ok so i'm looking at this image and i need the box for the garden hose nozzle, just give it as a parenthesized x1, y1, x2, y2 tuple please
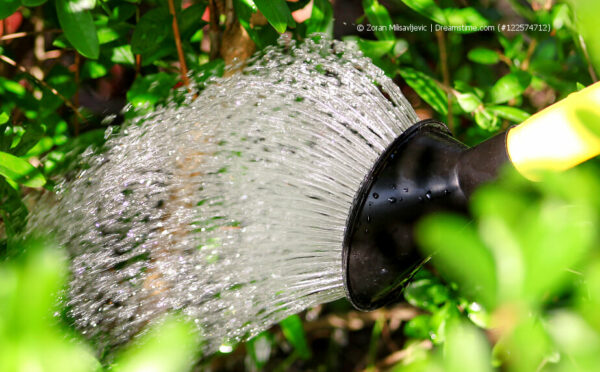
(343, 82, 600, 311)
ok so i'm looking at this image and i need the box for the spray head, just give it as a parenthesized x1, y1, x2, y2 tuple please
(343, 82, 600, 311)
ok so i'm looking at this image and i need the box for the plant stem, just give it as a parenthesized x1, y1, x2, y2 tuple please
(208, 0, 221, 60)
(0, 29, 61, 41)
(0, 54, 87, 125)
(167, 0, 190, 87)
(436, 30, 454, 132)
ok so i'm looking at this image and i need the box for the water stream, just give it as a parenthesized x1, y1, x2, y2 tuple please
(27, 36, 419, 355)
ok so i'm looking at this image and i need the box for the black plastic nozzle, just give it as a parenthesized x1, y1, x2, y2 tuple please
(342, 119, 509, 311)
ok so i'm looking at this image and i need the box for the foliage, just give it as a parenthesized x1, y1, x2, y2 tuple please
(1, 0, 600, 371)
(395, 164, 600, 372)
(0, 238, 200, 371)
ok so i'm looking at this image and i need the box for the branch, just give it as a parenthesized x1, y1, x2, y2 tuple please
(0, 54, 87, 125)
(208, 0, 221, 60)
(167, 0, 190, 87)
(0, 29, 61, 41)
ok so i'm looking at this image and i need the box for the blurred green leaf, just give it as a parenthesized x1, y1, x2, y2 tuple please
(21, 0, 47, 6)
(0, 0, 20, 19)
(0, 239, 100, 371)
(0, 151, 46, 187)
(306, 0, 333, 35)
(398, 0, 447, 25)
(247, 332, 273, 369)
(487, 105, 530, 123)
(399, 67, 448, 116)
(417, 214, 497, 308)
(280, 314, 311, 360)
(443, 321, 493, 372)
(455, 92, 481, 113)
(131, 8, 172, 54)
(55, 0, 99, 59)
(112, 316, 200, 372)
(127, 72, 178, 109)
(443, 7, 488, 30)
(357, 39, 395, 59)
(404, 275, 451, 313)
(81, 60, 109, 79)
(254, 0, 295, 34)
(363, 0, 395, 41)
(487, 71, 531, 104)
(467, 48, 499, 65)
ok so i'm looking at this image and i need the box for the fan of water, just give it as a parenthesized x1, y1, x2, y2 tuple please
(27, 36, 418, 355)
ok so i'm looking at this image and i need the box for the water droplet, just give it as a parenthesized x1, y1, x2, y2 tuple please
(372, 192, 379, 199)
(425, 191, 432, 200)
(391, 184, 397, 190)
(367, 215, 371, 223)
(388, 197, 396, 203)
(403, 187, 409, 192)
(364, 228, 369, 233)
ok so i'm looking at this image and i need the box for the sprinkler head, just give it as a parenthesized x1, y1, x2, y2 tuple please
(343, 82, 600, 311)
(342, 119, 509, 311)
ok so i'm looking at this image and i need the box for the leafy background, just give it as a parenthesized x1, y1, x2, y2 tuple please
(1, 0, 600, 371)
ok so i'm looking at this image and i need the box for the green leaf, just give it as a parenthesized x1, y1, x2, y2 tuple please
(246, 332, 273, 369)
(474, 108, 500, 130)
(398, 0, 447, 25)
(487, 71, 531, 104)
(487, 105, 530, 123)
(109, 44, 135, 65)
(444, 322, 493, 372)
(131, 8, 172, 54)
(404, 275, 451, 312)
(112, 316, 201, 372)
(306, 0, 333, 35)
(21, 0, 47, 6)
(399, 67, 448, 116)
(280, 314, 311, 359)
(127, 72, 178, 108)
(417, 214, 497, 308)
(0, 151, 46, 187)
(179, 3, 208, 39)
(55, 0, 99, 59)
(455, 92, 482, 113)
(363, 0, 395, 40)
(81, 60, 108, 79)
(0, 0, 20, 19)
(357, 39, 395, 59)
(0, 112, 8, 125)
(253, 0, 295, 34)
(443, 7, 488, 30)
(467, 48, 499, 65)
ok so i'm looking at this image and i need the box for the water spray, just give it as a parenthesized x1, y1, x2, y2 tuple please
(27, 37, 600, 355)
